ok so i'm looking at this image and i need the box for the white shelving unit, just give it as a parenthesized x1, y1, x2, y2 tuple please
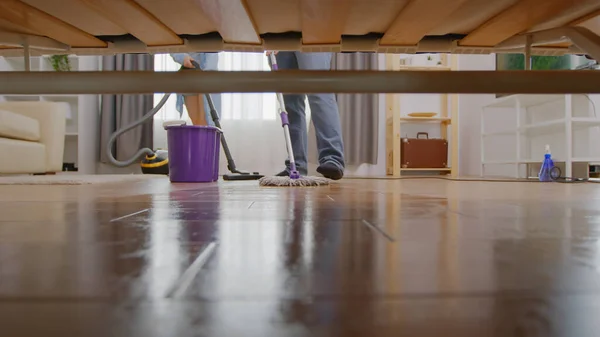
(0, 55, 100, 173)
(481, 94, 600, 178)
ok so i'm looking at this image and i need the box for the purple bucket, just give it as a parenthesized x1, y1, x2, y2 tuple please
(165, 125, 222, 183)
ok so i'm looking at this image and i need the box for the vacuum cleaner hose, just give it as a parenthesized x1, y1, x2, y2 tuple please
(105, 93, 171, 167)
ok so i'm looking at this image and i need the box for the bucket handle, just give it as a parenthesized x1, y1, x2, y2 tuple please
(162, 120, 187, 129)
(162, 120, 223, 133)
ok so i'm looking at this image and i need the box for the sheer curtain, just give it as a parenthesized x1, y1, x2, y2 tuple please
(153, 52, 287, 176)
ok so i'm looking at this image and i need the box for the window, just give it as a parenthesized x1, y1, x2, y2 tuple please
(152, 52, 277, 122)
(496, 53, 589, 70)
(495, 53, 590, 98)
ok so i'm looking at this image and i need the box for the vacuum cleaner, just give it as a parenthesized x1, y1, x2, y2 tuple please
(106, 60, 263, 181)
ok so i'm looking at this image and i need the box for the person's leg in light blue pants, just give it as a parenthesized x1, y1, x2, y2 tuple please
(274, 51, 345, 179)
(175, 52, 221, 125)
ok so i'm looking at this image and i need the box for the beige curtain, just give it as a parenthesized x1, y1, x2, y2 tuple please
(99, 54, 154, 165)
(308, 53, 379, 167)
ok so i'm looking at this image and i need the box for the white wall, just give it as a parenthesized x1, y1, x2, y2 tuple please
(0, 58, 7, 103)
(77, 56, 101, 174)
(456, 54, 497, 176)
(585, 94, 600, 159)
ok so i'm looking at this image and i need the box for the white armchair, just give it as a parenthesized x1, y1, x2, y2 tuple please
(0, 101, 68, 174)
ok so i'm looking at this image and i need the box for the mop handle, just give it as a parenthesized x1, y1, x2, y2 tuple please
(268, 51, 300, 178)
(268, 52, 287, 112)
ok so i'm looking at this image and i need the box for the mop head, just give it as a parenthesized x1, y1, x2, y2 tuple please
(259, 175, 330, 187)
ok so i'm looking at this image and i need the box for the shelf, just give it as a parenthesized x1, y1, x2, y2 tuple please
(398, 65, 452, 71)
(484, 117, 600, 137)
(481, 93, 600, 179)
(482, 130, 515, 137)
(401, 168, 451, 171)
(482, 161, 516, 165)
(520, 117, 600, 135)
(484, 158, 600, 165)
(4, 57, 42, 71)
(571, 157, 600, 162)
(0, 95, 78, 101)
(2, 55, 79, 72)
(41, 94, 79, 99)
(0, 54, 101, 174)
(43, 95, 79, 107)
(2, 95, 41, 101)
(484, 94, 565, 109)
(399, 116, 451, 123)
(386, 54, 458, 178)
(520, 158, 557, 163)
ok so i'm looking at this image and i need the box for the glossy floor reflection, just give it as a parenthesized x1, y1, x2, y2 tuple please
(1, 176, 600, 336)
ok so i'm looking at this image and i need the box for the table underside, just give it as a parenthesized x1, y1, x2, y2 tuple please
(0, 0, 599, 56)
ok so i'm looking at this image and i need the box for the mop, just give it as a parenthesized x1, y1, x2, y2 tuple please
(258, 52, 330, 187)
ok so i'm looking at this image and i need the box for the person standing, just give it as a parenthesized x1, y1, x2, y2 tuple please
(170, 52, 220, 126)
(267, 51, 345, 180)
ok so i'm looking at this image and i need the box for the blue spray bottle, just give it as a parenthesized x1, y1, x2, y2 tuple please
(538, 144, 555, 182)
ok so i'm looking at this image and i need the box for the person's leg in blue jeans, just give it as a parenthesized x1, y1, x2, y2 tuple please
(273, 52, 309, 176)
(274, 51, 345, 180)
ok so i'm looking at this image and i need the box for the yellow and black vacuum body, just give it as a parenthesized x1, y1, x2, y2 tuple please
(140, 150, 169, 175)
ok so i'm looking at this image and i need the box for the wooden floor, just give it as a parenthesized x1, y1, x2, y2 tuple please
(1, 176, 600, 336)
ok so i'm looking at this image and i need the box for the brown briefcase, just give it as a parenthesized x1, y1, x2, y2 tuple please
(400, 132, 448, 169)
